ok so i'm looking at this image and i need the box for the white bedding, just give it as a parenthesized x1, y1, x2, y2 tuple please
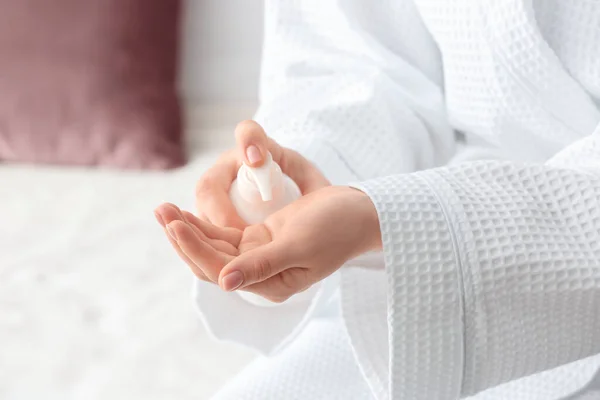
(0, 105, 257, 400)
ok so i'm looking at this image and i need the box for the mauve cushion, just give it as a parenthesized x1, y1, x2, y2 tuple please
(0, 0, 184, 169)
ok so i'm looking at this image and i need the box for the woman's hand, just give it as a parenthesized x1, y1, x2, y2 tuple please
(154, 186, 382, 302)
(193, 120, 329, 229)
(154, 120, 330, 279)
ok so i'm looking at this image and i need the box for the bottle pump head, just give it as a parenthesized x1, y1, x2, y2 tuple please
(238, 152, 283, 202)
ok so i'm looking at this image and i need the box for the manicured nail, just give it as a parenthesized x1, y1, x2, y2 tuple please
(246, 145, 262, 164)
(154, 210, 165, 227)
(166, 224, 178, 241)
(222, 271, 244, 291)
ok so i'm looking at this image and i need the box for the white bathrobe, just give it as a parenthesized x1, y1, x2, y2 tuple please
(195, 0, 600, 398)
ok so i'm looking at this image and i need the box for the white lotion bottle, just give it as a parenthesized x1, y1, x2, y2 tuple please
(230, 152, 301, 225)
(229, 152, 314, 307)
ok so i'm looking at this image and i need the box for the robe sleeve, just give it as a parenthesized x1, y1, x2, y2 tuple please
(353, 123, 600, 399)
(194, 0, 456, 355)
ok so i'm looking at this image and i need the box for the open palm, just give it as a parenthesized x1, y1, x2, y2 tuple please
(155, 186, 381, 302)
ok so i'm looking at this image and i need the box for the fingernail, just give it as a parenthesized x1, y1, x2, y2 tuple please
(246, 145, 262, 164)
(154, 210, 165, 227)
(222, 271, 244, 291)
(166, 224, 178, 241)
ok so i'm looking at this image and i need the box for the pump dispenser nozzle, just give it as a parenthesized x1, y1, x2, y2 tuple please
(244, 152, 275, 201)
(230, 150, 299, 224)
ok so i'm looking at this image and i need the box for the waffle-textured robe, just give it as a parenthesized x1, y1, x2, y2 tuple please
(195, 0, 600, 398)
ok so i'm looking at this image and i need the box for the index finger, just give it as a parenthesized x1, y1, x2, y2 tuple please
(235, 120, 271, 167)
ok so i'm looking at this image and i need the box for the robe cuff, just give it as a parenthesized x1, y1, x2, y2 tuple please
(343, 171, 466, 399)
(193, 273, 340, 355)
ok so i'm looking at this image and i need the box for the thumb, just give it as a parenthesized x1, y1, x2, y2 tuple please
(235, 120, 270, 167)
(218, 242, 293, 291)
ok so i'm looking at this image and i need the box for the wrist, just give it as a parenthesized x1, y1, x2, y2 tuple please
(346, 187, 383, 252)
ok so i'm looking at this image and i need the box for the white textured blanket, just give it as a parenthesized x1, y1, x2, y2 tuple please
(0, 105, 256, 400)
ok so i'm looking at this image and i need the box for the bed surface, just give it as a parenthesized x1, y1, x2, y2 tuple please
(0, 105, 257, 399)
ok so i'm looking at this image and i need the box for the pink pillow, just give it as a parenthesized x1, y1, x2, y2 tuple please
(0, 0, 184, 169)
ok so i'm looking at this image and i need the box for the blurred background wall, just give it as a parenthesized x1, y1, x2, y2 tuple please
(180, 0, 264, 103)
